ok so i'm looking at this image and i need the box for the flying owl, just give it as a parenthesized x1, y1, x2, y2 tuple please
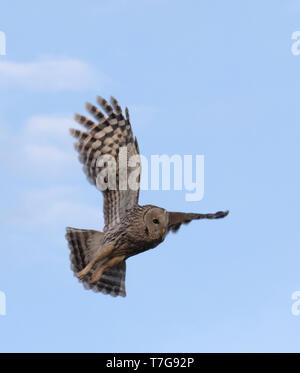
(66, 96, 229, 297)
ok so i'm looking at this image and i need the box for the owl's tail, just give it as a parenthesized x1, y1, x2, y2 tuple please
(65, 227, 126, 297)
(65, 227, 104, 273)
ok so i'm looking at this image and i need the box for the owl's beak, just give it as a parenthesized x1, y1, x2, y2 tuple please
(161, 227, 166, 235)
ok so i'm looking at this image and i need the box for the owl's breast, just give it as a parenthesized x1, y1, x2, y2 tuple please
(103, 210, 165, 258)
(126, 235, 165, 259)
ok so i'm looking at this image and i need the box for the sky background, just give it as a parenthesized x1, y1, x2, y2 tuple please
(0, 0, 300, 352)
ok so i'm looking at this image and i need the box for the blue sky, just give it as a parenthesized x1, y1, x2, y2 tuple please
(0, 0, 300, 352)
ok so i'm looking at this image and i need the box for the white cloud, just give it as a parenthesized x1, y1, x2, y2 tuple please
(11, 186, 102, 229)
(25, 115, 74, 138)
(0, 56, 107, 91)
(0, 114, 79, 176)
(1, 115, 103, 232)
(22, 115, 76, 170)
(24, 144, 73, 166)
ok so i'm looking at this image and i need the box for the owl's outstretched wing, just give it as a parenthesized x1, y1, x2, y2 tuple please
(70, 96, 141, 230)
(167, 210, 229, 233)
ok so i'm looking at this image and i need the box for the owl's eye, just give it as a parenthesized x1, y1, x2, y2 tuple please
(152, 218, 159, 224)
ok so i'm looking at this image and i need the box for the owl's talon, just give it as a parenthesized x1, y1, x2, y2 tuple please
(77, 265, 92, 280)
(90, 256, 125, 285)
(77, 243, 115, 281)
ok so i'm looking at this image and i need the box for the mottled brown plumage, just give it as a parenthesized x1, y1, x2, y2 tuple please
(65, 96, 229, 297)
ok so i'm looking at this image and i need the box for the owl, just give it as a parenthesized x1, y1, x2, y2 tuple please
(66, 96, 229, 297)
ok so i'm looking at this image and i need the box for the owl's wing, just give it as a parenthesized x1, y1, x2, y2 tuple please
(167, 210, 229, 233)
(70, 96, 141, 229)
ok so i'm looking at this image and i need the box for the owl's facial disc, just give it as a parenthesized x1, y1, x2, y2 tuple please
(144, 207, 168, 240)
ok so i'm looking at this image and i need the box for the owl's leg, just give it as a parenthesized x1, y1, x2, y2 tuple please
(77, 244, 114, 280)
(90, 255, 125, 284)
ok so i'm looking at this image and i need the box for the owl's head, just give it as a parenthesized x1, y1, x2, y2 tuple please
(143, 206, 168, 241)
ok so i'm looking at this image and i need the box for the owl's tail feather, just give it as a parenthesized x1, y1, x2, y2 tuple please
(65, 227, 104, 273)
(65, 227, 127, 297)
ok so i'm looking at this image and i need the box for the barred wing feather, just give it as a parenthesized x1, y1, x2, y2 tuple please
(70, 96, 141, 230)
